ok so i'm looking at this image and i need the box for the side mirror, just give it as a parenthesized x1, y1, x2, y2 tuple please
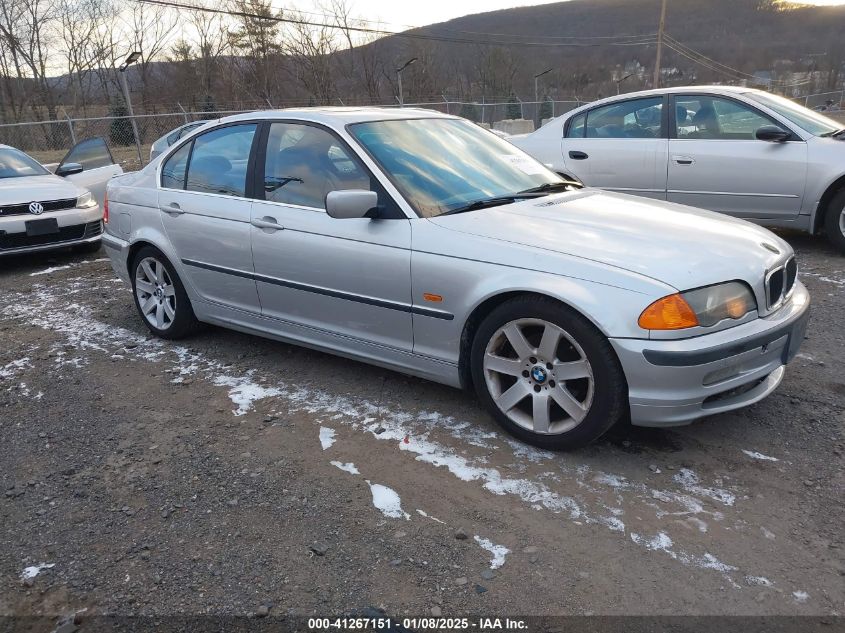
(56, 162, 84, 177)
(325, 190, 379, 219)
(755, 126, 791, 143)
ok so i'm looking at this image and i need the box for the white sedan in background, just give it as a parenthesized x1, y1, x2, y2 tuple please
(0, 138, 121, 256)
(511, 86, 845, 252)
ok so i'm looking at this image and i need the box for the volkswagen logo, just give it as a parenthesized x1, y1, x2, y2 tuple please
(28, 202, 44, 215)
(531, 366, 548, 384)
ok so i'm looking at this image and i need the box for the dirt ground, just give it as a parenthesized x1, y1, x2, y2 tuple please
(0, 230, 843, 623)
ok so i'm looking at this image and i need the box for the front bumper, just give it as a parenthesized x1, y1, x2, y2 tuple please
(611, 280, 810, 427)
(0, 205, 103, 256)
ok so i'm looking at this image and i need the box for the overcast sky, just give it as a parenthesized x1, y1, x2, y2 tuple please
(317, 0, 845, 31)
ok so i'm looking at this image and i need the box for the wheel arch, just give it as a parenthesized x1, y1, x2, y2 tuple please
(457, 290, 610, 391)
(813, 174, 845, 234)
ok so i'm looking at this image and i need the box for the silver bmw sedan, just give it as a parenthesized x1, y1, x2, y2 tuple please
(102, 108, 810, 450)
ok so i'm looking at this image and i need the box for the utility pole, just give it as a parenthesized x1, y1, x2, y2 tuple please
(653, 0, 667, 89)
(118, 51, 143, 168)
(396, 57, 417, 107)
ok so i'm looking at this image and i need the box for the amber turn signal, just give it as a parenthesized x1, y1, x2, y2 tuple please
(638, 294, 700, 330)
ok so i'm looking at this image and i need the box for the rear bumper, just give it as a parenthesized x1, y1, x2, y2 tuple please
(611, 281, 810, 427)
(101, 231, 131, 284)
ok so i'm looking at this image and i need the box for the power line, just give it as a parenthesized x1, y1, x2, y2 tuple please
(663, 34, 813, 87)
(133, 0, 659, 49)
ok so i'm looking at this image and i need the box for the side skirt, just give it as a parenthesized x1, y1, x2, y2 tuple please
(192, 298, 463, 389)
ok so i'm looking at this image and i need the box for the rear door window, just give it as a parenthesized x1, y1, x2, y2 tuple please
(184, 124, 257, 197)
(585, 97, 663, 138)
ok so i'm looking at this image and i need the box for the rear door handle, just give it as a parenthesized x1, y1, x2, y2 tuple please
(673, 155, 695, 165)
(162, 202, 185, 215)
(568, 151, 588, 160)
(251, 216, 285, 231)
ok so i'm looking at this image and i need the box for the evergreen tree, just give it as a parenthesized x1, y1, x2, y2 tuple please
(506, 93, 521, 120)
(459, 102, 480, 122)
(538, 96, 554, 123)
(199, 94, 217, 120)
(109, 98, 136, 147)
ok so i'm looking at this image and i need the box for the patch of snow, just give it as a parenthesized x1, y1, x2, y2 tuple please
(21, 563, 54, 579)
(760, 527, 776, 540)
(673, 469, 735, 506)
(742, 450, 779, 462)
(792, 590, 809, 603)
(330, 461, 359, 475)
(0, 357, 32, 379)
(474, 536, 510, 569)
(366, 481, 409, 520)
(319, 427, 336, 450)
(29, 265, 71, 277)
(212, 373, 282, 416)
(416, 509, 446, 524)
(746, 575, 774, 587)
(631, 532, 738, 576)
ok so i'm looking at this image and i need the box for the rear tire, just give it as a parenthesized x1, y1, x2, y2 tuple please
(130, 246, 198, 339)
(823, 189, 845, 254)
(470, 296, 627, 450)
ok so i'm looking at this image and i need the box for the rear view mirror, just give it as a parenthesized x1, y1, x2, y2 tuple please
(755, 126, 791, 143)
(325, 190, 379, 219)
(56, 162, 84, 177)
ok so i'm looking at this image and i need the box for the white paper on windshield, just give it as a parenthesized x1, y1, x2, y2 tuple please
(500, 154, 545, 175)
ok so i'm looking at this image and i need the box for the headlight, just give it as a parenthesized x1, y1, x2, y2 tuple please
(639, 282, 757, 330)
(76, 191, 96, 209)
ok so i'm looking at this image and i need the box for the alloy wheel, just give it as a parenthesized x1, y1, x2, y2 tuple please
(483, 318, 594, 435)
(135, 256, 177, 330)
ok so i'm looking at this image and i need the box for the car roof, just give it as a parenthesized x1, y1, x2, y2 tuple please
(566, 85, 759, 114)
(217, 107, 455, 127)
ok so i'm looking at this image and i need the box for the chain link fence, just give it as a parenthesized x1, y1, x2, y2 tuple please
(0, 100, 582, 171)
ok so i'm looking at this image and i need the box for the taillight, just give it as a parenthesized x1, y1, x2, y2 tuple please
(103, 192, 109, 224)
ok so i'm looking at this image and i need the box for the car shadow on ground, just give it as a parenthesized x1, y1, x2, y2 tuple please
(0, 244, 103, 278)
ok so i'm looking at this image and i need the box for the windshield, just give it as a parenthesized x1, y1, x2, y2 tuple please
(348, 118, 562, 217)
(0, 147, 50, 178)
(746, 92, 840, 137)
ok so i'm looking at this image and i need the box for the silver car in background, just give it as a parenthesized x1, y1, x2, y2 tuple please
(511, 86, 845, 252)
(103, 108, 810, 449)
(149, 120, 207, 161)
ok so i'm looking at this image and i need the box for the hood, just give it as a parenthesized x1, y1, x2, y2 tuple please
(429, 189, 791, 292)
(0, 174, 82, 204)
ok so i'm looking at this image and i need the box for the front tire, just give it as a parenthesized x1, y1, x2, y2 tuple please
(470, 296, 626, 450)
(823, 189, 845, 254)
(131, 246, 198, 339)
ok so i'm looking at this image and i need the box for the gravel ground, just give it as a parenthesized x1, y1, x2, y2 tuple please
(0, 231, 843, 622)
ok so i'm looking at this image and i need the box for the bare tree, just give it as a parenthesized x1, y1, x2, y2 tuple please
(189, 8, 230, 101)
(0, 0, 61, 128)
(283, 7, 340, 104)
(122, 2, 179, 111)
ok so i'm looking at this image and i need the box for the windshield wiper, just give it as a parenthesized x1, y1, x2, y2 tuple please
(440, 196, 520, 216)
(518, 180, 581, 195)
(820, 128, 845, 138)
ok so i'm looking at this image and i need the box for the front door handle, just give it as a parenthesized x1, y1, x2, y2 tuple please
(251, 216, 285, 231)
(673, 155, 695, 165)
(569, 150, 588, 160)
(162, 202, 185, 215)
